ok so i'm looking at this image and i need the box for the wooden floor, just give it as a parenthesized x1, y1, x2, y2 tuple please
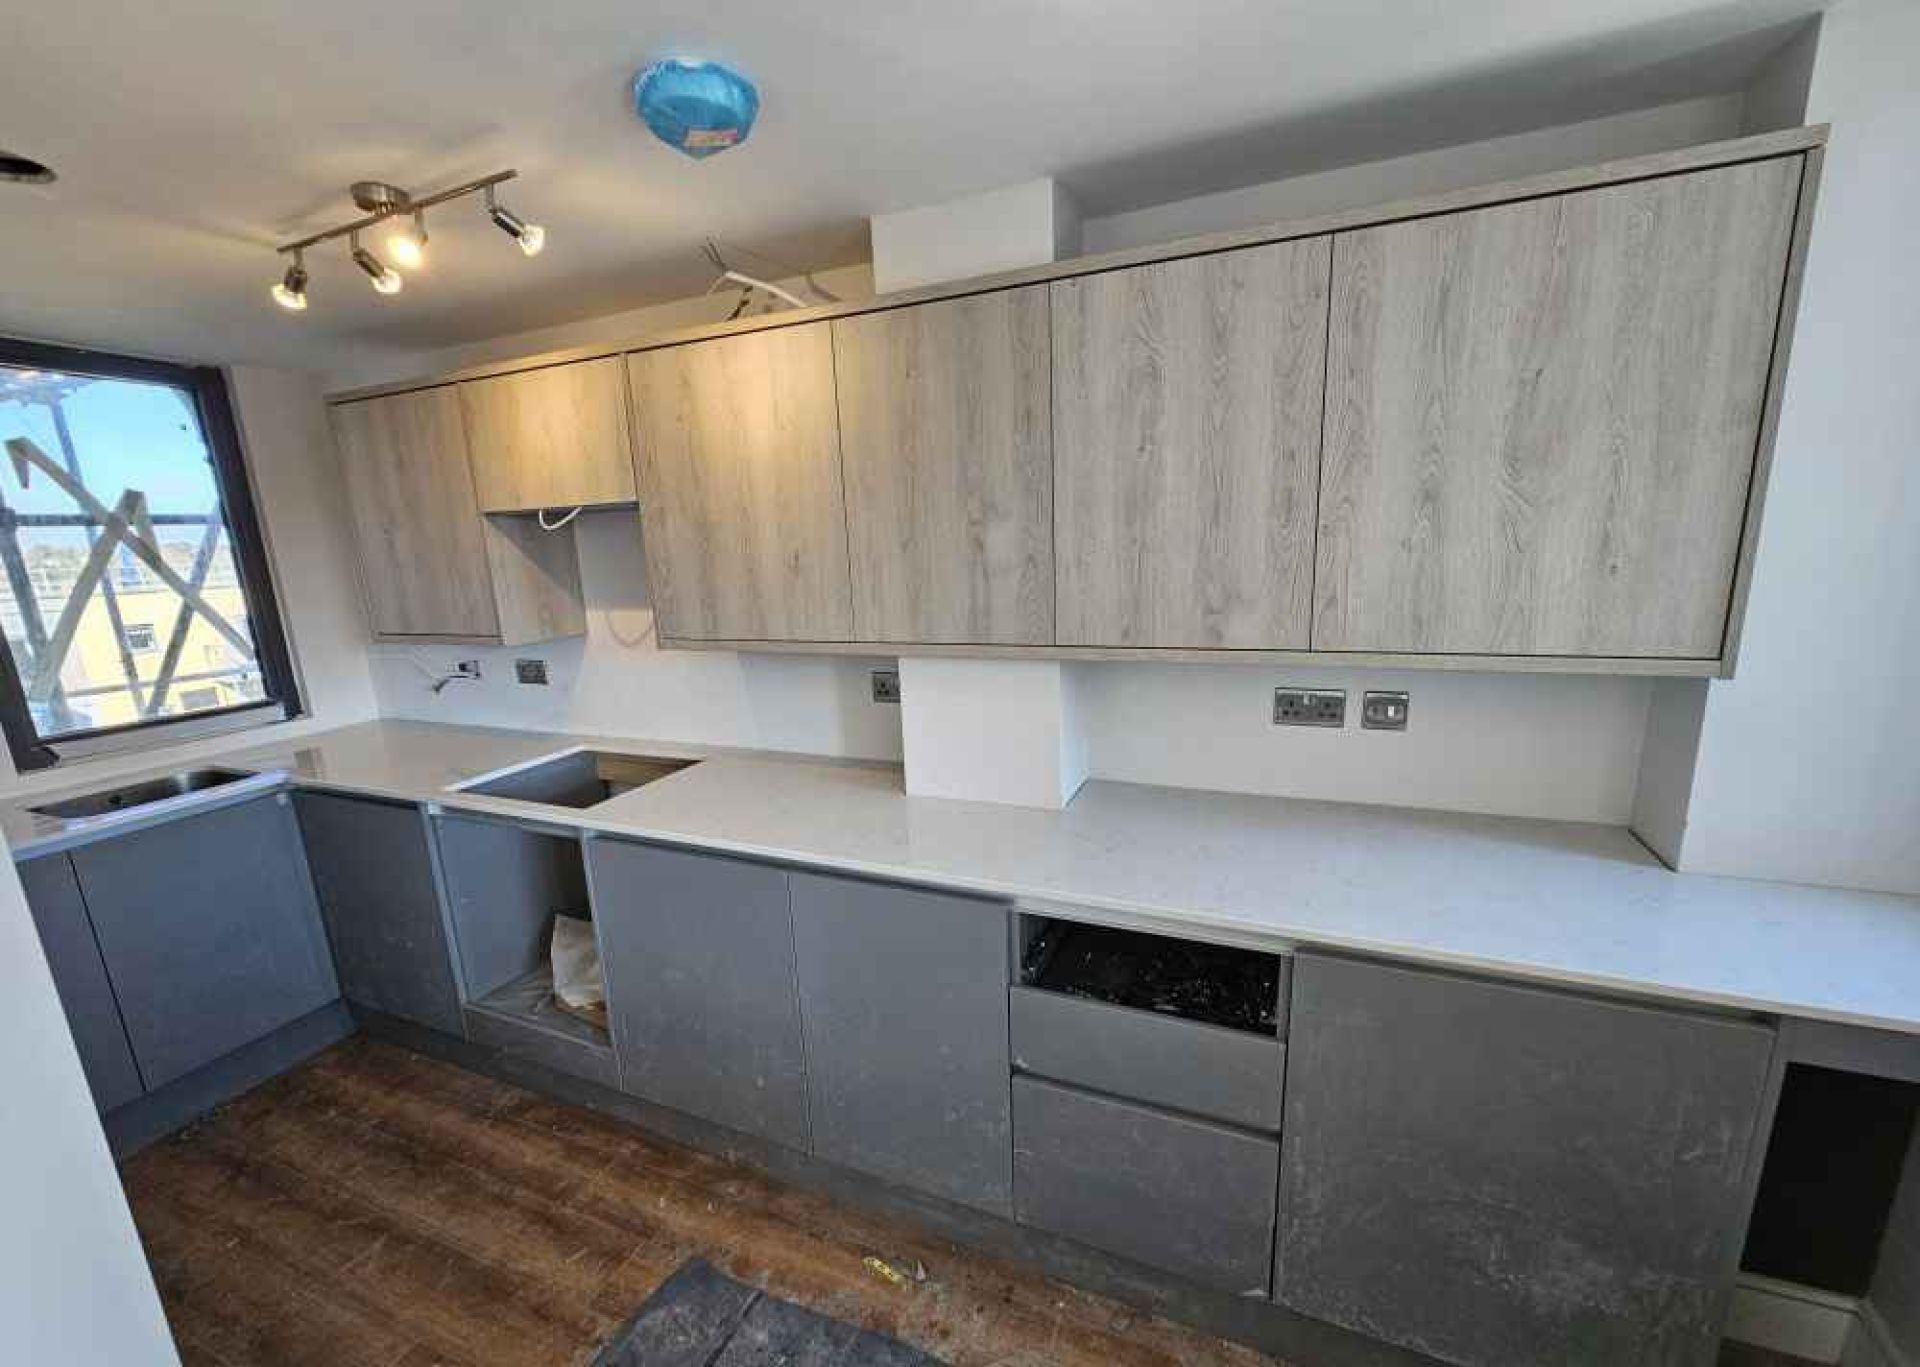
(120, 1037, 1813, 1367)
(120, 1037, 1284, 1367)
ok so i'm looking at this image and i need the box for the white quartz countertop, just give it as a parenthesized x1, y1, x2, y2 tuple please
(10, 719, 1920, 1036)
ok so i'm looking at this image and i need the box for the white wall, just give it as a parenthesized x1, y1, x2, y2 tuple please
(0, 849, 179, 1365)
(1081, 95, 1745, 253)
(1658, 0, 1920, 896)
(1084, 664, 1650, 824)
(371, 512, 903, 760)
(0, 364, 379, 797)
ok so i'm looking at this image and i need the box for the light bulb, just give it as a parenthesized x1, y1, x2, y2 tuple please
(387, 212, 427, 269)
(371, 268, 403, 295)
(516, 223, 546, 257)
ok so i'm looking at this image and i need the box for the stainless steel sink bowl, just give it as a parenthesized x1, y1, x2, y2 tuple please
(29, 767, 257, 821)
(454, 750, 699, 810)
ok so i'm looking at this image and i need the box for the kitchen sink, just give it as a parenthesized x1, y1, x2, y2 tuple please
(454, 750, 699, 810)
(29, 767, 258, 821)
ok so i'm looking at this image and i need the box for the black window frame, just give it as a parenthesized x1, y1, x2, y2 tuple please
(0, 336, 303, 771)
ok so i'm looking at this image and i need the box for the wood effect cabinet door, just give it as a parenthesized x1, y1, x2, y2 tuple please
(18, 853, 144, 1112)
(1314, 155, 1802, 658)
(833, 287, 1054, 644)
(459, 358, 636, 513)
(330, 388, 501, 639)
(789, 871, 1012, 1215)
(1052, 240, 1329, 647)
(73, 797, 340, 1091)
(627, 326, 853, 641)
(295, 793, 463, 1035)
(587, 840, 809, 1150)
(1276, 953, 1775, 1367)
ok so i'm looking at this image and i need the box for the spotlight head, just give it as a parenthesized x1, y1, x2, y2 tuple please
(350, 233, 403, 295)
(270, 252, 309, 311)
(485, 186, 546, 256)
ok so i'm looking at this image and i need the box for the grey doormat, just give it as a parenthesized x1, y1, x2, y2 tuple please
(593, 1258, 946, 1366)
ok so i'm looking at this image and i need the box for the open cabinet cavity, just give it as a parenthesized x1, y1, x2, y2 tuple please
(433, 812, 616, 1087)
(1017, 914, 1288, 1037)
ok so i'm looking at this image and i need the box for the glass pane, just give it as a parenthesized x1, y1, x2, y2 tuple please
(0, 365, 268, 740)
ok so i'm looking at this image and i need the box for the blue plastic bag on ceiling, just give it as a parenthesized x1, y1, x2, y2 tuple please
(634, 59, 760, 159)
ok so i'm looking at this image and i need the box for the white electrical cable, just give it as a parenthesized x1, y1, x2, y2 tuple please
(538, 506, 583, 531)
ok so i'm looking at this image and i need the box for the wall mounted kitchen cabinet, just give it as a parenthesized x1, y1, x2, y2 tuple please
(789, 871, 1013, 1215)
(1313, 155, 1804, 661)
(459, 357, 636, 513)
(328, 129, 1821, 675)
(69, 795, 339, 1091)
(833, 287, 1054, 645)
(1052, 240, 1329, 648)
(18, 852, 145, 1113)
(330, 386, 586, 644)
(296, 792, 463, 1036)
(588, 839, 810, 1149)
(1276, 952, 1775, 1367)
(627, 324, 854, 642)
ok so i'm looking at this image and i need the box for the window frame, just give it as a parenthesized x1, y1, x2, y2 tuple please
(0, 336, 303, 771)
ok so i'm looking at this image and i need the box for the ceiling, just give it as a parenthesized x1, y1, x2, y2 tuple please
(0, 0, 1822, 376)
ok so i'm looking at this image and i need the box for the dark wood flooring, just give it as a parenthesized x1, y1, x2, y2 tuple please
(119, 1036, 1816, 1367)
(120, 1037, 1284, 1366)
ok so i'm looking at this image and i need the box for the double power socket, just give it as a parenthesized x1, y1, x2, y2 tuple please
(1273, 687, 1409, 731)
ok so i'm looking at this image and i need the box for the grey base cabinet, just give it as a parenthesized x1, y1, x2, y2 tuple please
(789, 871, 1012, 1215)
(17, 853, 144, 1113)
(1276, 953, 1775, 1367)
(587, 839, 810, 1149)
(1013, 1075, 1279, 1295)
(296, 793, 463, 1035)
(71, 795, 339, 1091)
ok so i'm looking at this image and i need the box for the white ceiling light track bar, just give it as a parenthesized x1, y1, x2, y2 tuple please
(269, 169, 545, 311)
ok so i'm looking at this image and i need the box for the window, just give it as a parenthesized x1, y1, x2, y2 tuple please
(0, 338, 301, 770)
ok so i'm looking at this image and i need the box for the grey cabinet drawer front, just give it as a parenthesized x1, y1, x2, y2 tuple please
(1012, 1075, 1278, 1296)
(1010, 986, 1284, 1131)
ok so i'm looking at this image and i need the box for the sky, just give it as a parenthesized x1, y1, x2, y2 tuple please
(0, 371, 220, 520)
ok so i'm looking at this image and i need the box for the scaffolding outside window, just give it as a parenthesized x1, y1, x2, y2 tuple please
(0, 338, 300, 771)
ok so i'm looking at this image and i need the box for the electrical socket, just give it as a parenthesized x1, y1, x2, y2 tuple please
(870, 669, 901, 704)
(454, 660, 482, 680)
(1361, 691, 1410, 730)
(1273, 687, 1345, 727)
(514, 658, 549, 686)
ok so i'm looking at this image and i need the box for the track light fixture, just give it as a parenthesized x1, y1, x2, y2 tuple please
(267, 169, 540, 313)
(271, 249, 309, 311)
(485, 185, 546, 257)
